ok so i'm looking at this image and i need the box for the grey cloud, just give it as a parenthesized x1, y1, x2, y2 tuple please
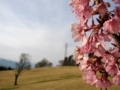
(0, 0, 76, 65)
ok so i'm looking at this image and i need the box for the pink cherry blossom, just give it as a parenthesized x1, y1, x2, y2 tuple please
(71, 23, 86, 42)
(77, 5, 93, 24)
(78, 55, 89, 71)
(80, 41, 95, 53)
(114, 6, 120, 17)
(103, 16, 120, 34)
(95, 43, 106, 56)
(102, 54, 115, 64)
(82, 68, 98, 85)
(105, 63, 118, 76)
(98, 31, 111, 42)
(69, 0, 79, 6)
(113, 14, 120, 23)
(110, 47, 120, 58)
(113, 71, 120, 85)
(73, 46, 83, 64)
(112, 0, 120, 4)
(69, 0, 120, 89)
(69, 0, 91, 7)
(95, 2, 108, 17)
(79, 0, 91, 6)
(96, 79, 112, 89)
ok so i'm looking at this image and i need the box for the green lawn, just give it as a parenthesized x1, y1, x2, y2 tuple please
(0, 66, 119, 90)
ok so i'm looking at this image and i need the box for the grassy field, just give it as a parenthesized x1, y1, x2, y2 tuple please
(0, 66, 119, 90)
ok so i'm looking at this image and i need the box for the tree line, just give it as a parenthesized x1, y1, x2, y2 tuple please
(0, 66, 13, 71)
(58, 55, 76, 66)
(34, 55, 77, 68)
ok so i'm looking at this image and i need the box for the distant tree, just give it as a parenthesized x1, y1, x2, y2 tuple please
(14, 53, 31, 85)
(7, 66, 13, 70)
(60, 55, 76, 66)
(63, 57, 68, 66)
(58, 60, 64, 66)
(0, 66, 13, 71)
(0, 66, 7, 71)
(68, 55, 76, 66)
(48, 62, 53, 67)
(35, 58, 52, 68)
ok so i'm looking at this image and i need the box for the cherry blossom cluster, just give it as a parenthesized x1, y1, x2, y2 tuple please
(69, 0, 120, 90)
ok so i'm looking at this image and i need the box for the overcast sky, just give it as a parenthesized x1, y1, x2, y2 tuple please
(0, 0, 117, 66)
(0, 0, 78, 66)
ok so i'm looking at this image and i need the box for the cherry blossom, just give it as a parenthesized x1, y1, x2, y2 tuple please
(105, 63, 118, 76)
(82, 67, 98, 85)
(113, 71, 120, 85)
(103, 16, 120, 34)
(96, 79, 112, 89)
(71, 23, 86, 42)
(69, 0, 120, 90)
(94, 2, 108, 18)
(112, 0, 120, 4)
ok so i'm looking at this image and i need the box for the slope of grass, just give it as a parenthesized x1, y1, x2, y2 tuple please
(0, 66, 119, 90)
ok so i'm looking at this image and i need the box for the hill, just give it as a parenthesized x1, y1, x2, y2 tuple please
(0, 58, 15, 68)
(0, 66, 119, 90)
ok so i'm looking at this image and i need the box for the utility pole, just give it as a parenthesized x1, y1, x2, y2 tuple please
(64, 43, 67, 59)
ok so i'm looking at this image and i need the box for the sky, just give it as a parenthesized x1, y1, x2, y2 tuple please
(0, 0, 117, 66)
(0, 0, 77, 66)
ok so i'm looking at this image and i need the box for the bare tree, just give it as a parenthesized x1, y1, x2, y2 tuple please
(14, 53, 31, 85)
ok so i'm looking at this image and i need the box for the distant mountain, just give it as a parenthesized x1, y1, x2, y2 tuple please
(0, 58, 35, 68)
(0, 58, 15, 68)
